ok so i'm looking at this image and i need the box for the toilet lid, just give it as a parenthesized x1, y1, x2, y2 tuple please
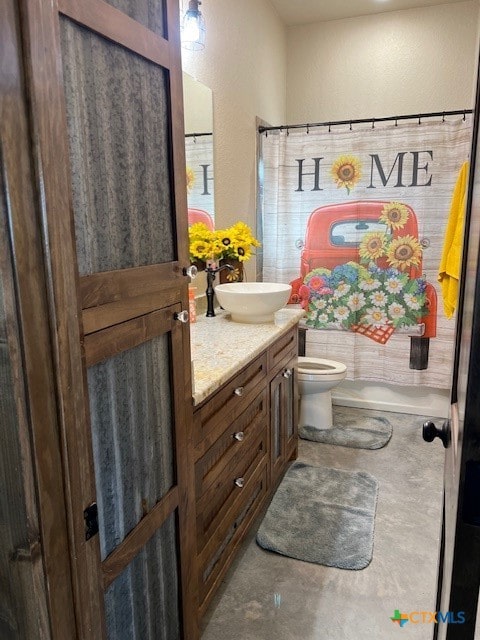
(297, 357, 347, 376)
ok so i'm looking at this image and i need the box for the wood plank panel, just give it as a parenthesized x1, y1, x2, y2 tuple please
(58, 0, 170, 68)
(80, 263, 183, 309)
(1, 1, 77, 637)
(165, 0, 199, 633)
(102, 487, 179, 588)
(84, 306, 175, 366)
(82, 286, 182, 335)
(19, 0, 106, 635)
(167, 0, 190, 272)
(0, 165, 53, 640)
(168, 285, 200, 639)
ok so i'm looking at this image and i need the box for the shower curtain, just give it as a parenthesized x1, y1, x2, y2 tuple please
(261, 117, 472, 388)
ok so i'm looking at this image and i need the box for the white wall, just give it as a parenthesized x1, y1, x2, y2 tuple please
(182, 73, 212, 134)
(286, 1, 479, 123)
(181, 0, 287, 280)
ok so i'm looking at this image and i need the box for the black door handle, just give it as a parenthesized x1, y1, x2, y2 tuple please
(422, 420, 451, 448)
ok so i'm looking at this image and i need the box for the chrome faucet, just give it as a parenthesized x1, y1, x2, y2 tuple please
(205, 264, 234, 317)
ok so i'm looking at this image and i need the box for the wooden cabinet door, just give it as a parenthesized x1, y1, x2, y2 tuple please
(18, 0, 197, 638)
(270, 358, 299, 486)
(270, 373, 285, 484)
(283, 357, 299, 460)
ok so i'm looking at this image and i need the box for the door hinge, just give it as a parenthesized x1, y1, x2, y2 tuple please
(84, 502, 99, 541)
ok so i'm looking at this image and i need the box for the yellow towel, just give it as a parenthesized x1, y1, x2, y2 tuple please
(438, 161, 469, 319)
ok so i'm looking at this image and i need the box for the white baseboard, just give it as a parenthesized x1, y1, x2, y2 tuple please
(332, 380, 450, 418)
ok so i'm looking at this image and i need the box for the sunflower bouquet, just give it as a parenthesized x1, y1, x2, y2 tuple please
(189, 221, 260, 264)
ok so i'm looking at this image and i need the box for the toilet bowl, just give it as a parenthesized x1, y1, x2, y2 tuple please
(297, 357, 347, 430)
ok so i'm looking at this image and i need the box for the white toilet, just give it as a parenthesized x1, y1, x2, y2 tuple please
(297, 357, 347, 430)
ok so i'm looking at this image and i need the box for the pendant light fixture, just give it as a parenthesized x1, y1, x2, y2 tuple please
(181, 0, 206, 51)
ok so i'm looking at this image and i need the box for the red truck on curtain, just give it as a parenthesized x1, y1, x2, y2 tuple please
(289, 201, 437, 370)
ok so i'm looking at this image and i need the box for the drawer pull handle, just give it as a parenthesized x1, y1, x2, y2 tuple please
(234, 477, 245, 488)
(174, 310, 189, 323)
(182, 265, 198, 279)
(234, 386, 244, 397)
(234, 431, 245, 442)
(282, 368, 293, 379)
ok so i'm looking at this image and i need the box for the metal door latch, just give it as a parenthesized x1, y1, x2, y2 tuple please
(84, 502, 99, 541)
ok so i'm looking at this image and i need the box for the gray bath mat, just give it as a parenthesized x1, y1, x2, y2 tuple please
(299, 406, 392, 449)
(256, 461, 378, 570)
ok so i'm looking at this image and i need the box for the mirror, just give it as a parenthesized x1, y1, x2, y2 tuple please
(183, 72, 215, 228)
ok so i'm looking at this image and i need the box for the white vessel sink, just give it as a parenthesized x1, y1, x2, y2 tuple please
(215, 282, 292, 323)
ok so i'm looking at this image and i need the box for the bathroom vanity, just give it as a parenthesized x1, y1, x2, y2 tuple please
(190, 309, 304, 615)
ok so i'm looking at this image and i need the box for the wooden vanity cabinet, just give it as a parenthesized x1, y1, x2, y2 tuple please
(193, 325, 299, 616)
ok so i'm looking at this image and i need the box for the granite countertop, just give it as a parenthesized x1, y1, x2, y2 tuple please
(190, 308, 305, 406)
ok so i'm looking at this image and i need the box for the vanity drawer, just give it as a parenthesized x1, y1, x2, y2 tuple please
(195, 388, 268, 500)
(196, 427, 268, 552)
(268, 326, 298, 374)
(193, 352, 267, 448)
(197, 462, 268, 614)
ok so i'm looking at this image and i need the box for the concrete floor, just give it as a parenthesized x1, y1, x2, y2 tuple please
(201, 407, 445, 640)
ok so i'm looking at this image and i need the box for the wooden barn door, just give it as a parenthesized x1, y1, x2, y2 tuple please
(19, 0, 197, 638)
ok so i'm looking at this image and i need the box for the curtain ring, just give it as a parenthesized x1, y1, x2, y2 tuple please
(306, 123, 310, 134)
(463, 110, 466, 121)
(328, 123, 331, 133)
(371, 118, 375, 129)
(349, 121, 352, 131)
(286, 126, 289, 136)
(395, 117, 398, 126)
(265, 130, 268, 138)
(442, 111, 445, 122)
(193, 134, 196, 143)
(418, 116, 421, 125)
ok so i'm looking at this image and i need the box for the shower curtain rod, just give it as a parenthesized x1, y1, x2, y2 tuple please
(257, 109, 473, 134)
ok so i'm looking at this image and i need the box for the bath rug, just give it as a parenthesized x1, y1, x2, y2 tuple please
(256, 462, 378, 570)
(299, 405, 392, 450)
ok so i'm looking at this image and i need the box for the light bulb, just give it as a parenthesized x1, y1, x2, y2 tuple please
(183, 15, 201, 43)
(181, 1, 206, 51)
